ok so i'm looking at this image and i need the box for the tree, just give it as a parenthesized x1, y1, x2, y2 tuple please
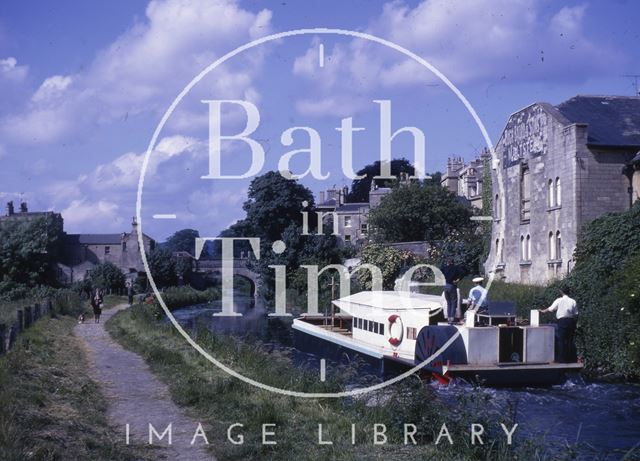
(356, 244, 413, 290)
(164, 229, 200, 255)
(88, 261, 125, 290)
(0, 214, 63, 291)
(242, 171, 315, 242)
(367, 182, 475, 243)
(147, 248, 177, 288)
(346, 158, 415, 203)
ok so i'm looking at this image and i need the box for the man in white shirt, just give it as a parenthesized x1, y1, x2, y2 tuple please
(468, 277, 489, 313)
(539, 287, 578, 363)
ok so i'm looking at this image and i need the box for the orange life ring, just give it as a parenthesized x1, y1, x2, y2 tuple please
(387, 314, 404, 347)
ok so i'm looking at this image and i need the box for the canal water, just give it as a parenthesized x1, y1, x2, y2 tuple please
(170, 297, 640, 460)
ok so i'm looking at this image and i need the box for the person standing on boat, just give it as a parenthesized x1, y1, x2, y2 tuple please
(441, 260, 465, 325)
(539, 286, 578, 363)
(468, 277, 489, 314)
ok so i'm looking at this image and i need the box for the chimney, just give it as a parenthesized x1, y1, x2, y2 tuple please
(6, 201, 14, 216)
(19, 201, 28, 213)
(319, 191, 325, 203)
(131, 216, 138, 230)
(342, 186, 349, 203)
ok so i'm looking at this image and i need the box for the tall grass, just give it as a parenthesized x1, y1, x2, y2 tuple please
(106, 302, 558, 461)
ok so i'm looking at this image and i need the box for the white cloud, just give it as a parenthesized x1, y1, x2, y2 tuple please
(0, 57, 28, 82)
(31, 75, 73, 103)
(2, 0, 273, 145)
(61, 199, 124, 232)
(291, 0, 622, 116)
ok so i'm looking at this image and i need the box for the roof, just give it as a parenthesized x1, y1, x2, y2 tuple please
(333, 290, 442, 311)
(64, 234, 122, 245)
(555, 95, 640, 147)
(317, 198, 337, 208)
(336, 202, 369, 213)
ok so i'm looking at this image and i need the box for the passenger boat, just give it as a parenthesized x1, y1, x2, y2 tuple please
(292, 290, 583, 386)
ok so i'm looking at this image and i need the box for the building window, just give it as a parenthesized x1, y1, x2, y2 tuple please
(344, 216, 352, 228)
(555, 177, 561, 207)
(520, 165, 531, 221)
(344, 234, 351, 243)
(556, 231, 562, 260)
(122, 241, 127, 252)
(521, 235, 531, 262)
(548, 232, 556, 260)
(548, 179, 555, 208)
(361, 223, 368, 234)
(104, 246, 110, 255)
(494, 194, 500, 219)
(499, 238, 505, 263)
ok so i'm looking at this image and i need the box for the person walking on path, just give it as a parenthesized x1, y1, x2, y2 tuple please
(539, 286, 579, 363)
(91, 288, 104, 323)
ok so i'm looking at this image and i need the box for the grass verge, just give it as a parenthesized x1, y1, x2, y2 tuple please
(0, 314, 155, 461)
(106, 302, 557, 461)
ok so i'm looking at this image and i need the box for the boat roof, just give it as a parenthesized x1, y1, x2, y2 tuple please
(332, 291, 442, 311)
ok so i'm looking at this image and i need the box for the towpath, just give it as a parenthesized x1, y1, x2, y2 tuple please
(75, 304, 215, 461)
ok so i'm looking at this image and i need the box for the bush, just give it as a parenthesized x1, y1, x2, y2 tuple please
(149, 286, 221, 318)
(88, 262, 125, 290)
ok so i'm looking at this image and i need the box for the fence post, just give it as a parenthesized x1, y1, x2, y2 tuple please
(47, 298, 54, 318)
(0, 323, 6, 355)
(24, 306, 32, 329)
(16, 309, 23, 333)
(34, 303, 41, 321)
(8, 323, 17, 350)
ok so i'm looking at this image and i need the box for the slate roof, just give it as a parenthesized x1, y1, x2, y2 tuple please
(64, 233, 123, 245)
(555, 95, 640, 147)
(335, 203, 369, 213)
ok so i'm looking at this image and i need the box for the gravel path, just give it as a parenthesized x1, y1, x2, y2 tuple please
(75, 304, 216, 461)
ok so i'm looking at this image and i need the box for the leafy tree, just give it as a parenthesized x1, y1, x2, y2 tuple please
(164, 228, 200, 255)
(147, 248, 177, 288)
(88, 261, 125, 290)
(367, 181, 475, 243)
(356, 244, 412, 290)
(242, 171, 315, 242)
(0, 214, 63, 291)
(346, 158, 415, 203)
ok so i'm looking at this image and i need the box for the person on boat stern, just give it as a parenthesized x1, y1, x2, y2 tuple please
(441, 260, 466, 325)
(539, 286, 578, 363)
(468, 277, 489, 314)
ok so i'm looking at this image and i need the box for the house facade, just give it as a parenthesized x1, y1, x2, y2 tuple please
(485, 95, 640, 285)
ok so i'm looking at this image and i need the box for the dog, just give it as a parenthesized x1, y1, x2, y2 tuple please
(77, 313, 85, 324)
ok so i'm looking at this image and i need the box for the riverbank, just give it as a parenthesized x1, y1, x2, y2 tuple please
(0, 304, 154, 460)
(106, 301, 561, 461)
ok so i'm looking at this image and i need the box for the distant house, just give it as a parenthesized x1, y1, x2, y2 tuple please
(485, 95, 640, 285)
(441, 151, 490, 209)
(58, 217, 156, 283)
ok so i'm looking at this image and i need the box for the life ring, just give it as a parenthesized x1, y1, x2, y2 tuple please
(387, 314, 404, 347)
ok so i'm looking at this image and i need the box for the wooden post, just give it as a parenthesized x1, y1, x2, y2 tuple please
(16, 309, 23, 333)
(34, 303, 41, 321)
(47, 299, 54, 318)
(24, 306, 32, 329)
(0, 323, 6, 355)
(8, 323, 17, 350)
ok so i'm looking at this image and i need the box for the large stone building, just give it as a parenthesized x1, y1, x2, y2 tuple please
(58, 217, 156, 283)
(485, 95, 640, 285)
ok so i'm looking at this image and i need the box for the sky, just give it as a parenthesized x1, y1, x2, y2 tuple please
(0, 0, 638, 241)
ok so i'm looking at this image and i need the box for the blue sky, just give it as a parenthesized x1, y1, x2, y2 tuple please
(0, 0, 638, 241)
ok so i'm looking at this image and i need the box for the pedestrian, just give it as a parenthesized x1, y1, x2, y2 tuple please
(441, 260, 466, 325)
(91, 288, 104, 323)
(127, 281, 134, 305)
(539, 286, 578, 363)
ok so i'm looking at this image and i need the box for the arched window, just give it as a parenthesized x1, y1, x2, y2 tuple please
(520, 236, 526, 261)
(548, 179, 555, 208)
(495, 238, 500, 257)
(500, 238, 505, 263)
(526, 234, 531, 261)
(555, 177, 561, 206)
(548, 232, 555, 260)
(495, 194, 500, 218)
(556, 231, 562, 260)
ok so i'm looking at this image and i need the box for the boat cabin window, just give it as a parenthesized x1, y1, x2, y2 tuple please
(379, 323, 384, 335)
(363, 319, 368, 330)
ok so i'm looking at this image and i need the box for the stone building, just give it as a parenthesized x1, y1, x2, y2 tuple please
(0, 200, 64, 231)
(316, 184, 393, 245)
(441, 152, 489, 209)
(58, 217, 156, 283)
(485, 95, 640, 285)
